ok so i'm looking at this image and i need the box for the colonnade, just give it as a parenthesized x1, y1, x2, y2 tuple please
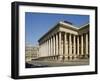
(39, 32, 89, 61)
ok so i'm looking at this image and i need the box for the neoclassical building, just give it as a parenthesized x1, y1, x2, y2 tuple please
(25, 45, 39, 62)
(38, 21, 89, 61)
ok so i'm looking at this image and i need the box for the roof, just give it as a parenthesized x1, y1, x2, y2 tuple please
(38, 21, 89, 42)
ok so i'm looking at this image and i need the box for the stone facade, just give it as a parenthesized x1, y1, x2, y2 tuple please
(38, 21, 89, 61)
(25, 45, 39, 62)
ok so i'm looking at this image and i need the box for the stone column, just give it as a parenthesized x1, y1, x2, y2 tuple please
(42, 43, 44, 57)
(43, 42, 44, 57)
(86, 33, 89, 57)
(81, 35, 84, 55)
(61, 37, 63, 60)
(47, 39, 49, 58)
(51, 37, 53, 59)
(45, 41, 46, 58)
(40, 44, 42, 57)
(64, 33, 68, 60)
(48, 39, 50, 59)
(56, 33, 58, 60)
(45, 40, 47, 59)
(69, 33, 72, 59)
(53, 35, 55, 60)
(45, 41, 47, 57)
(52, 36, 54, 60)
(46, 40, 47, 57)
(77, 36, 79, 56)
(59, 32, 62, 60)
(42, 42, 43, 58)
(49, 38, 50, 59)
(73, 35, 76, 58)
(44, 41, 46, 56)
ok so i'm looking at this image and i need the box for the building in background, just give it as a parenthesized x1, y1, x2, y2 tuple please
(25, 45, 39, 62)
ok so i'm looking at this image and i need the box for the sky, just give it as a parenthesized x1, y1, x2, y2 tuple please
(25, 12, 89, 46)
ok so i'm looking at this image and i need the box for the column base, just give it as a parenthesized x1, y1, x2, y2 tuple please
(73, 55, 77, 59)
(54, 56, 57, 60)
(58, 56, 63, 61)
(64, 56, 69, 61)
(84, 54, 89, 58)
(69, 56, 73, 60)
(78, 54, 85, 59)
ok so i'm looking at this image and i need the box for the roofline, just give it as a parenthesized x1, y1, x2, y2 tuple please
(38, 21, 89, 42)
(59, 21, 89, 30)
(79, 23, 89, 30)
(59, 21, 79, 30)
(38, 23, 60, 42)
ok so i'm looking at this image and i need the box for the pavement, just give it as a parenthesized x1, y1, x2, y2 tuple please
(26, 59, 89, 68)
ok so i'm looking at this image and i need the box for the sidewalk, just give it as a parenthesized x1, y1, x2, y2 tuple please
(27, 59, 89, 67)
